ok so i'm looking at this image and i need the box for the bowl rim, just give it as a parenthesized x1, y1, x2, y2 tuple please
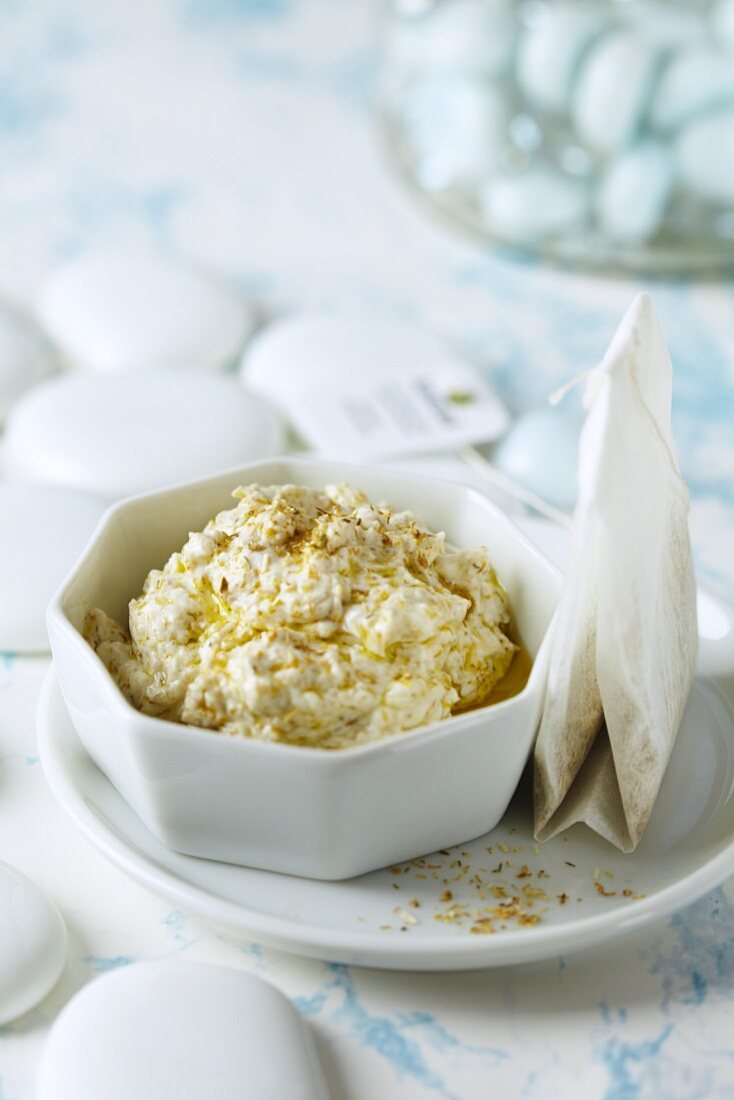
(48, 455, 562, 762)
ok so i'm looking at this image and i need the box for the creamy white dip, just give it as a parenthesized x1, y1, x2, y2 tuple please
(85, 483, 516, 749)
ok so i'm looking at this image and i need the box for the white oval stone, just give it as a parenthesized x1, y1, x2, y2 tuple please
(2, 374, 285, 498)
(573, 31, 660, 154)
(650, 47, 734, 133)
(241, 311, 508, 438)
(0, 861, 66, 1024)
(0, 301, 56, 423)
(481, 167, 589, 242)
(0, 485, 107, 652)
(676, 108, 734, 205)
(244, 312, 461, 395)
(517, 4, 608, 113)
(36, 247, 254, 374)
(37, 961, 328, 1100)
(401, 76, 508, 187)
(596, 142, 673, 243)
(492, 408, 581, 510)
(387, 0, 515, 79)
(241, 313, 509, 457)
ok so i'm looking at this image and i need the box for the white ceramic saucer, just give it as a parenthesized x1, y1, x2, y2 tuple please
(37, 523, 734, 971)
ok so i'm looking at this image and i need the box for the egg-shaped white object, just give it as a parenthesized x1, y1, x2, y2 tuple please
(0, 301, 56, 423)
(240, 312, 509, 453)
(387, 0, 515, 79)
(650, 47, 734, 133)
(0, 861, 66, 1024)
(492, 408, 581, 510)
(596, 142, 673, 244)
(517, 5, 608, 113)
(0, 484, 107, 652)
(2, 374, 284, 498)
(36, 247, 254, 374)
(481, 167, 589, 242)
(37, 961, 328, 1100)
(572, 31, 660, 154)
(676, 108, 734, 205)
(244, 312, 456, 397)
(401, 76, 508, 188)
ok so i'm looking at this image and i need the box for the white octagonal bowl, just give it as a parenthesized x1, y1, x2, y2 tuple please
(47, 457, 561, 880)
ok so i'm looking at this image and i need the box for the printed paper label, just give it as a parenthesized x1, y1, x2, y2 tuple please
(282, 363, 509, 460)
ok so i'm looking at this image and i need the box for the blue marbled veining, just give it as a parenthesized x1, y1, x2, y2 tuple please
(237, 940, 268, 971)
(82, 954, 135, 974)
(397, 1011, 505, 1061)
(293, 964, 507, 1099)
(647, 889, 734, 1007)
(296, 965, 448, 1095)
(160, 909, 192, 944)
(0, 751, 39, 765)
(293, 988, 329, 1017)
(596, 1025, 675, 1100)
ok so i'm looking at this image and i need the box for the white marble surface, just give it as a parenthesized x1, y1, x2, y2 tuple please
(1, 2, 734, 1097)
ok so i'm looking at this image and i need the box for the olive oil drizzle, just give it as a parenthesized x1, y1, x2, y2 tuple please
(452, 626, 533, 714)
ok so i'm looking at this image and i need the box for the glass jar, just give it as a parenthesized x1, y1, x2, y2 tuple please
(379, 0, 734, 273)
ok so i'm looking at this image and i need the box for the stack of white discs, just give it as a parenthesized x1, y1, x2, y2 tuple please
(0, 244, 284, 654)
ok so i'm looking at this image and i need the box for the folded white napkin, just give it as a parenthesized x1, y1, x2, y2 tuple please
(534, 293, 698, 852)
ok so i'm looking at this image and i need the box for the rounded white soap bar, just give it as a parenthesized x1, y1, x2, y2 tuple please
(0, 301, 56, 422)
(596, 142, 672, 244)
(517, 5, 608, 113)
(676, 108, 734, 205)
(492, 408, 581, 510)
(650, 47, 734, 133)
(0, 861, 66, 1024)
(0, 485, 107, 652)
(37, 247, 254, 373)
(2, 374, 284, 498)
(242, 311, 508, 436)
(573, 30, 660, 154)
(481, 167, 588, 243)
(37, 961, 329, 1100)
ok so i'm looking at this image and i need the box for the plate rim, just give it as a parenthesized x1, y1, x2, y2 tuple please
(37, 665, 734, 970)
